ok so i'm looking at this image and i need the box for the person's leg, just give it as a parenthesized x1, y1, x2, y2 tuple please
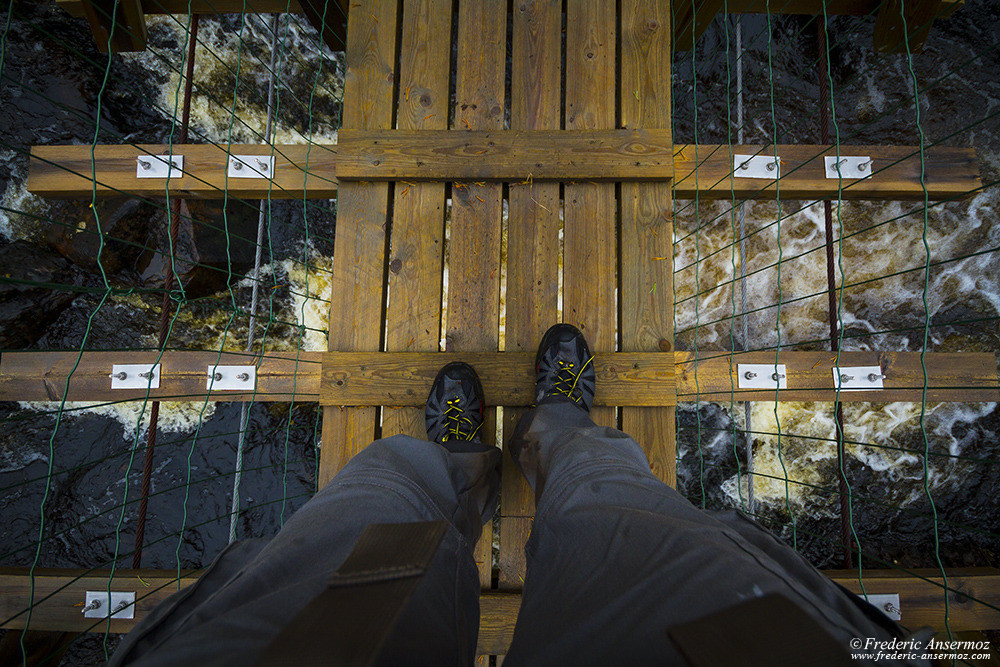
(111, 364, 500, 667)
(504, 325, 904, 665)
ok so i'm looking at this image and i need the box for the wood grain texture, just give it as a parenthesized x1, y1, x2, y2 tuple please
(873, 0, 941, 53)
(500, 0, 563, 588)
(451, 0, 507, 590)
(621, 0, 676, 487)
(381, 0, 451, 440)
(673, 144, 980, 200)
(319, 0, 398, 490)
(564, 0, 617, 431)
(28, 144, 339, 199)
(675, 351, 1000, 403)
(0, 351, 322, 402)
(6, 567, 996, 646)
(336, 129, 674, 180)
(81, 0, 147, 52)
(321, 352, 676, 405)
(673, 0, 727, 51)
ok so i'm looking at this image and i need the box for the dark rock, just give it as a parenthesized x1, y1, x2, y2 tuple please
(0, 241, 86, 347)
(45, 198, 155, 275)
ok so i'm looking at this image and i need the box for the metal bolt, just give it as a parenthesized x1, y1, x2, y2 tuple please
(233, 160, 243, 171)
(110, 371, 128, 381)
(213, 372, 223, 382)
(766, 159, 779, 172)
(739, 160, 750, 171)
(81, 599, 102, 614)
(137, 157, 151, 170)
(835, 158, 847, 170)
(771, 372, 785, 381)
(868, 373, 886, 383)
(744, 371, 757, 380)
(255, 158, 268, 171)
(858, 160, 872, 171)
(138, 371, 154, 379)
(883, 601, 900, 615)
(237, 372, 250, 382)
(840, 374, 854, 383)
(113, 600, 130, 614)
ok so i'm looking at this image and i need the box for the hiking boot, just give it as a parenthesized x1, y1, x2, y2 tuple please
(425, 361, 485, 444)
(535, 323, 596, 412)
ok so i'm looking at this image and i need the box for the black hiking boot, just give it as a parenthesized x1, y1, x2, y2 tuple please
(425, 362, 485, 444)
(535, 323, 596, 412)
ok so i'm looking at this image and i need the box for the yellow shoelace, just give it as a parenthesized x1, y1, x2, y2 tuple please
(441, 397, 482, 442)
(551, 355, 595, 404)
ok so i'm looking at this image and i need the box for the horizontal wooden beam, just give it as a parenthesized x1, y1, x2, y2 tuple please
(2, 351, 995, 405)
(0, 351, 322, 403)
(320, 352, 677, 407)
(29, 142, 979, 201)
(3, 567, 997, 651)
(675, 351, 999, 403)
(672, 144, 980, 200)
(336, 129, 674, 181)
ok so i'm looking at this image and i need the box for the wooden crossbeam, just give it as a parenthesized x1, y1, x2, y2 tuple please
(676, 351, 999, 403)
(28, 142, 979, 201)
(336, 129, 674, 180)
(2, 350, 995, 404)
(3, 568, 998, 648)
(80, 0, 147, 52)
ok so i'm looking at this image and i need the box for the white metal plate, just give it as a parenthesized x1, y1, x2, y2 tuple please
(858, 593, 901, 621)
(135, 154, 183, 179)
(734, 154, 781, 179)
(84, 591, 136, 619)
(833, 366, 884, 391)
(228, 155, 274, 179)
(824, 155, 872, 179)
(206, 365, 257, 391)
(737, 364, 788, 390)
(110, 364, 160, 389)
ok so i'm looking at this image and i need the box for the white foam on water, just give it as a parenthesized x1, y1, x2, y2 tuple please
(18, 399, 217, 436)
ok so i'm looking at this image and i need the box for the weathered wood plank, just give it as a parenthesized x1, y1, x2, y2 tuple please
(318, 0, 398, 490)
(28, 144, 339, 199)
(564, 0, 617, 432)
(321, 352, 676, 406)
(381, 0, 451, 440)
(673, 144, 980, 200)
(621, 0, 677, 487)
(0, 351, 322, 402)
(81, 0, 147, 52)
(451, 0, 507, 590)
(499, 0, 562, 590)
(873, 0, 941, 53)
(675, 351, 1000, 403)
(336, 129, 674, 180)
(673, 0, 727, 51)
(4, 568, 997, 645)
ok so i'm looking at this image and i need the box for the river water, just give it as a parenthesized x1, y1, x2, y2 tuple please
(0, 0, 998, 661)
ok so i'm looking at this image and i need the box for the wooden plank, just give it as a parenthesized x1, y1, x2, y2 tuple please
(4, 568, 997, 645)
(621, 0, 677, 487)
(81, 0, 147, 52)
(564, 0, 617, 432)
(673, 144, 980, 201)
(499, 0, 562, 591)
(30, 143, 977, 201)
(336, 129, 674, 180)
(873, 0, 941, 53)
(673, 0, 727, 52)
(58, 0, 307, 16)
(28, 144, 339, 199)
(323, 351, 675, 407)
(381, 0, 451, 440)
(451, 0, 507, 590)
(0, 351, 322, 402)
(318, 0, 398, 490)
(297, 0, 350, 52)
(675, 351, 1000, 403)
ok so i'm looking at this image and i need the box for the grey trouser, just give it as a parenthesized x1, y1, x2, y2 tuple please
(111, 401, 907, 665)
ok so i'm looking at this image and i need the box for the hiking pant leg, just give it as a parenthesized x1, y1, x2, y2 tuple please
(110, 435, 500, 667)
(503, 401, 902, 665)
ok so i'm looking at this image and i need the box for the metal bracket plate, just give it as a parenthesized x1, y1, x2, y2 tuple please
(737, 364, 788, 390)
(858, 593, 901, 621)
(83, 591, 136, 619)
(824, 156, 872, 179)
(228, 155, 274, 179)
(833, 366, 885, 391)
(136, 154, 183, 179)
(109, 364, 161, 389)
(733, 154, 781, 179)
(206, 365, 257, 391)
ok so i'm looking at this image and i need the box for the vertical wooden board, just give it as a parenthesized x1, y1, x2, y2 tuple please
(500, 0, 562, 590)
(564, 0, 617, 430)
(620, 0, 676, 487)
(451, 0, 507, 588)
(382, 0, 451, 439)
(320, 0, 399, 489)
